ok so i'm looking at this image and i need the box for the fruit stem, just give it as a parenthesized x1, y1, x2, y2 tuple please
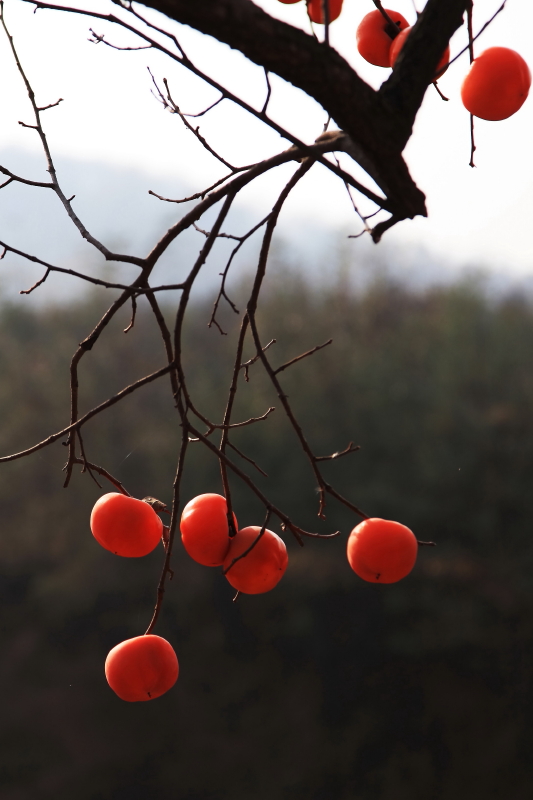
(372, 1, 401, 40)
(322, 0, 330, 47)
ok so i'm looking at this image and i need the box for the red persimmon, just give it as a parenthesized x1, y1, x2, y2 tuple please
(389, 27, 450, 78)
(356, 9, 409, 68)
(461, 47, 531, 121)
(105, 635, 179, 702)
(307, 0, 343, 25)
(347, 517, 418, 584)
(180, 493, 237, 567)
(90, 492, 163, 557)
(223, 525, 288, 594)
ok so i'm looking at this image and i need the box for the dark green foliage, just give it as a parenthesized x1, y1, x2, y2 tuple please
(0, 277, 532, 799)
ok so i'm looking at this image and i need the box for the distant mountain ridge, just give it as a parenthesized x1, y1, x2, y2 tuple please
(1, 147, 531, 306)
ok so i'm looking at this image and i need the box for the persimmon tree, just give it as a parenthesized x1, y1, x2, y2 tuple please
(0, 0, 523, 698)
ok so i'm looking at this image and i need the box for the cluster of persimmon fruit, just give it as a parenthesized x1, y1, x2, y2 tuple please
(90, 491, 419, 702)
(278, 2, 531, 122)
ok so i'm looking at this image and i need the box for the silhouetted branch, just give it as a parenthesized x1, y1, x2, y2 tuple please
(241, 339, 276, 382)
(0, 363, 175, 464)
(184, 95, 224, 118)
(209, 213, 271, 333)
(223, 509, 271, 575)
(70, 456, 131, 495)
(89, 27, 152, 50)
(274, 339, 333, 375)
(315, 442, 361, 462)
(226, 441, 268, 478)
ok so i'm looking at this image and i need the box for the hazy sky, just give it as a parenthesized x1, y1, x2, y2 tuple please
(0, 0, 532, 275)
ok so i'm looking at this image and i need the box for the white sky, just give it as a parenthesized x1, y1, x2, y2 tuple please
(0, 0, 532, 275)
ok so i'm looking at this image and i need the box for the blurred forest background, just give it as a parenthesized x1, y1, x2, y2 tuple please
(0, 266, 532, 799)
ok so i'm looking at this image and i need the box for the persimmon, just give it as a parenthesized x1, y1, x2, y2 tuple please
(306, 0, 343, 25)
(90, 492, 163, 557)
(356, 9, 409, 68)
(105, 635, 179, 702)
(180, 493, 237, 567)
(223, 525, 288, 594)
(389, 27, 450, 78)
(461, 47, 531, 121)
(347, 517, 418, 584)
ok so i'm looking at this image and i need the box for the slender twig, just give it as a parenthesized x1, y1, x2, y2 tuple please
(75, 430, 102, 488)
(0, 240, 154, 294)
(262, 69, 272, 115)
(0, 164, 52, 188)
(432, 81, 449, 102)
(333, 155, 371, 235)
(315, 442, 360, 462)
(144, 290, 180, 399)
(274, 339, 332, 375)
(37, 97, 63, 111)
(184, 95, 224, 118)
(219, 314, 251, 536)
(0, 363, 175, 464)
(467, 1, 476, 168)
(115, 0, 187, 58)
(124, 294, 137, 333)
(442, 1, 507, 72)
(241, 339, 276, 382)
(89, 27, 151, 50)
(145, 426, 188, 634)
(20, 269, 51, 295)
(206, 407, 276, 434)
(70, 457, 131, 495)
(223, 509, 271, 575)
(0, 6, 145, 267)
(193, 223, 241, 241)
(209, 213, 271, 333)
(226, 441, 268, 478)
(152, 73, 241, 173)
(148, 172, 234, 204)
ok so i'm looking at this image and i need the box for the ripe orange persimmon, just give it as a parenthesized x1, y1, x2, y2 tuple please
(105, 635, 179, 702)
(180, 493, 237, 567)
(90, 492, 163, 557)
(389, 27, 450, 78)
(347, 518, 418, 584)
(356, 9, 409, 68)
(223, 525, 288, 594)
(307, 0, 343, 25)
(461, 47, 531, 121)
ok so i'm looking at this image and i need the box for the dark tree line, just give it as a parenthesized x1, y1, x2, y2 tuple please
(0, 277, 532, 799)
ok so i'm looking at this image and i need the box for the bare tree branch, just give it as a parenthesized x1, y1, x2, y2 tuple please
(0, 0, 445, 635)
(0, 363, 175, 464)
(274, 339, 333, 375)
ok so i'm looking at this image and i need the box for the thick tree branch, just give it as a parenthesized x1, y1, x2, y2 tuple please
(381, 0, 470, 147)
